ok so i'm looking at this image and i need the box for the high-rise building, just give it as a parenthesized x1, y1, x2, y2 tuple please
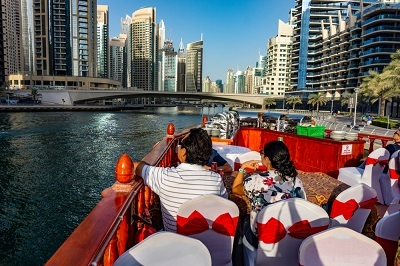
(244, 66, 254, 94)
(291, 0, 377, 91)
(110, 34, 127, 88)
(121, 15, 132, 35)
(185, 39, 203, 92)
(225, 68, 235, 93)
(216, 79, 223, 93)
(159, 20, 166, 50)
(128, 7, 158, 90)
(265, 20, 293, 96)
(177, 39, 186, 92)
(203, 76, 212, 92)
(20, 0, 35, 76)
(234, 70, 245, 94)
(33, 0, 97, 77)
(97, 5, 109, 78)
(1, 0, 23, 88)
(158, 40, 178, 92)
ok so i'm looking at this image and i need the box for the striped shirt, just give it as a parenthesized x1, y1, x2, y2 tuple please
(141, 163, 228, 232)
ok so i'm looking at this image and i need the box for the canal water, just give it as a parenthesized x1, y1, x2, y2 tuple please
(0, 106, 227, 265)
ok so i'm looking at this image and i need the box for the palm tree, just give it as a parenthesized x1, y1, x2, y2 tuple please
(360, 50, 400, 116)
(29, 88, 42, 104)
(307, 93, 328, 113)
(341, 93, 355, 116)
(286, 96, 302, 111)
(263, 98, 276, 111)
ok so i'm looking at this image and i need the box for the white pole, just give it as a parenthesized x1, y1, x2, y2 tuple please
(353, 88, 359, 126)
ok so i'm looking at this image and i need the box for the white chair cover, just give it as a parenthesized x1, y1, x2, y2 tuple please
(380, 150, 400, 205)
(384, 198, 400, 216)
(338, 147, 389, 204)
(176, 195, 239, 266)
(255, 198, 329, 265)
(330, 183, 377, 233)
(298, 227, 387, 266)
(114, 232, 211, 266)
(375, 211, 400, 266)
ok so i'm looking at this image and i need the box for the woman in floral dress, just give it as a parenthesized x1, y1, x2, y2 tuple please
(232, 140, 306, 265)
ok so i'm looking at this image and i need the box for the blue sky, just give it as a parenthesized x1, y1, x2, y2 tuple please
(99, 0, 295, 82)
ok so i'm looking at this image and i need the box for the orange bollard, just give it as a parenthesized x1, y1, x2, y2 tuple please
(115, 154, 133, 183)
(202, 115, 208, 127)
(167, 123, 175, 136)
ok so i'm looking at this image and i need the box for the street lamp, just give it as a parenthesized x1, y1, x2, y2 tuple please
(353, 87, 360, 126)
(330, 93, 334, 114)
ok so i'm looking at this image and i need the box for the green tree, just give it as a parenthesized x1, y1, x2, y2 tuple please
(29, 88, 42, 104)
(307, 93, 328, 113)
(263, 98, 276, 110)
(341, 93, 355, 116)
(286, 96, 302, 111)
(360, 50, 400, 116)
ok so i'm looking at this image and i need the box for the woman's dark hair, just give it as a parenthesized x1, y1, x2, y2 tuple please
(181, 128, 212, 165)
(263, 140, 297, 181)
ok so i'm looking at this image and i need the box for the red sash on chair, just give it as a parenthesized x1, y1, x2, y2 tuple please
(330, 197, 378, 220)
(365, 158, 388, 167)
(177, 210, 238, 236)
(257, 217, 328, 244)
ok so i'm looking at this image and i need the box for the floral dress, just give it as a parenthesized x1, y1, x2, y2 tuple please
(243, 170, 306, 236)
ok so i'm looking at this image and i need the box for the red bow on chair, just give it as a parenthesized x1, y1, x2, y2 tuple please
(389, 169, 400, 180)
(365, 158, 388, 167)
(330, 197, 377, 220)
(257, 218, 328, 244)
(177, 210, 238, 236)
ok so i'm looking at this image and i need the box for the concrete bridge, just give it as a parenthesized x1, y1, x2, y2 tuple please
(12, 89, 282, 106)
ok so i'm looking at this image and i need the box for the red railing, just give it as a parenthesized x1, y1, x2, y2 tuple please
(45, 124, 187, 266)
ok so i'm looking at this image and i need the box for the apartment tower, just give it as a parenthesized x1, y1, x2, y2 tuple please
(265, 20, 293, 96)
(33, 0, 97, 77)
(109, 34, 127, 88)
(97, 5, 109, 78)
(291, 0, 376, 91)
(128, 7, 158, 90)
(185, 39, 203, 92)
(1, 0, 23, 88)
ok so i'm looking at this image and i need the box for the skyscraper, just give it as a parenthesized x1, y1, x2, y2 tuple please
(158, 40, 178, 92)
(128, 7, 158, 90)
(265, 20, 293, 96)
(291, 0, 376, 91)
(97, 5, 109, 78)
(110, 34, 127, 88)
(33, 0, 97, 77)
(225, 68, 235, 93)
(185, 39, 203, 92)
(20, 0, 35, 76)
(177, 39, 186, 92)
(1, 0, 22, 86)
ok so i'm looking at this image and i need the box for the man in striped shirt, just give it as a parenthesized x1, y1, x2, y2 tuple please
(133, 128, 228, 232)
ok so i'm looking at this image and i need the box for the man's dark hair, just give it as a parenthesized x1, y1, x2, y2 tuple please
(181, 128, 212, 165)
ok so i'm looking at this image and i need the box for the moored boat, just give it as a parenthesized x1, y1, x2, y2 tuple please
(45, 114, 399, 266)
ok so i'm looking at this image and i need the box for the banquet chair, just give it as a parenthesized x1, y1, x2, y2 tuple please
(330, 183, 377, 233)
(375, 211, 400, 266)
(254, 198, 329, 265)
(380, 150, 400, 205)
(384, 198, 400, 216)
(234, 150, 264, 172)
(298, 227, 387, 266)
(338, 147, 389, 204)
(113, 232, 211, 266)
(176, 195, 239, 266)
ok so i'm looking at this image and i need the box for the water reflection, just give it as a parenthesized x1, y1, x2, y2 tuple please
(0, 107, 204, 265)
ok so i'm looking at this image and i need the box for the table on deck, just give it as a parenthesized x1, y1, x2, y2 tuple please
(223, 170, 380, 239)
